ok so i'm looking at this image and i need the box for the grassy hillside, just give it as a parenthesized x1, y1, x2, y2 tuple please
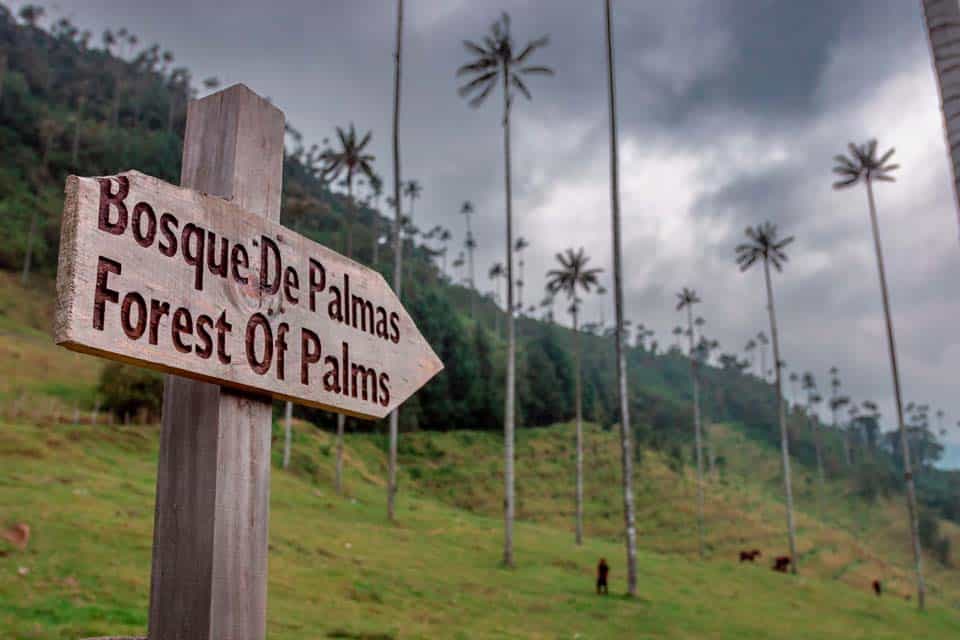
(2, 418, 959, 640)
(1, 273, 959, 638)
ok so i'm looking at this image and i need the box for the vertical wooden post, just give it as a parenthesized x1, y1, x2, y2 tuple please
(148, 84, 284, 640)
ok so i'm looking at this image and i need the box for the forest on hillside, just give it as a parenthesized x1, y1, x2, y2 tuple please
(1, 1, 957, 557)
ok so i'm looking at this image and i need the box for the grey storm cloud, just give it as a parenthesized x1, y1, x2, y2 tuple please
(18, 0, 960, 451)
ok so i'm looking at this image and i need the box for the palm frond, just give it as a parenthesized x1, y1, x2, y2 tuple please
(458, 70, 499, 97)
(457, 58, 497, 77)
(519, 65, 554, 76)
(511, 74, 532, 100)
(462, 40, 489, 57)
(469, 80, 497, 108)
(514, 36, 549, 63)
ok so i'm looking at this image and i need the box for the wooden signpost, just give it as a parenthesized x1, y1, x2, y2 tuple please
(56, 84, 442, 640)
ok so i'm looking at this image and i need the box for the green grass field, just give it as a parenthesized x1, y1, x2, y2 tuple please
(1, 272, 959, 638)
(1, 418, 959, 639)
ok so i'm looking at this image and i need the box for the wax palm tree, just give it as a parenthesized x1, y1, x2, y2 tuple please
(403, 179, 422, 230)
(461, 201, 477, 289)
(756, 331, 769, 381)
(539, 293, 555, 323)
(489, 262, 505, 306)
(802, 372, 826, 506)
(788, 371, 800, 409)
(489, 261, 505, 337)
(828, 367, 851, 466)
(387, 0, 405, 522)
(514, 236, 530, 315)
(321, 124, 376, 495)
(438, 228, 452, 275)
(735, 221, 797, 574)
(452, 252, 466, 282)
(833, 139, 924, 608)
(458, 11, 552, 567)
(603, 0, 638, 595)
(368, 173, 384, 266)
(676, 287, 706, 559)
(465, 231, 478, 313)
(744, 338, 757, 371)
(546, 248, 602, 546)
(321, 124, 376, 261)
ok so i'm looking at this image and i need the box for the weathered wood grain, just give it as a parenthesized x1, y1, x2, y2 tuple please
(55, 169, 442, 420)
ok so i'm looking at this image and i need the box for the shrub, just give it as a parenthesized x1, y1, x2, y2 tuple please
(97, 362, 163, 423)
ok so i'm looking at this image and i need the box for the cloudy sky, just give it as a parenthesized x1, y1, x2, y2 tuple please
(20, 1, 960, 460)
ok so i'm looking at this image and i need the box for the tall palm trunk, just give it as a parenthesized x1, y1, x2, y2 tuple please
(495, 278, 502, 338)
(467, 216, 476, 318)
(517, 258, 524, 314)
(834, 405, 852, 466)
(921, 0, 960, 233)
(763, 258, 798, 574)
(865, 178, 925, 609)
(686, 306, 705, 559)
(808, 400, 825, 516)
(282, 400, 293, 469)
(345, 172, 355, 259)
(501, 59, 517, 568)
(387, 0, 404, 523)
(605, 0, 638, 596)
(573, 308, 584, 545)
(466, 213, 475, 286)
(335, 173, 356, 495)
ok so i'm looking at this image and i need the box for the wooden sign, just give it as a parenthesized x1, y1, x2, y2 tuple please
(55, 169, 442, 420)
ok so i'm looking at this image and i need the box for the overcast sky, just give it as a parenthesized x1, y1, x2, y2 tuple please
(19, 1, 960, 459)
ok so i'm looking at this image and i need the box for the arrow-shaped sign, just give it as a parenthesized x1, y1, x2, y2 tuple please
(55, 170, 442, 420)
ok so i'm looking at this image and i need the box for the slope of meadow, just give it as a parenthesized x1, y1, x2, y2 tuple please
(1, 271, 959, 638)
(2, 418, 959, 640)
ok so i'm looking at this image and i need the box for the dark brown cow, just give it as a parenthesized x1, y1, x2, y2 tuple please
(739, 549, 762, 562)
(772, 555, 791, 573)
(872, 580, 882, 597)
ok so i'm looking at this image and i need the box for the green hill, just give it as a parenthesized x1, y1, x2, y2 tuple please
(2, 415, 959, 638)
(1, 272, 959, 637)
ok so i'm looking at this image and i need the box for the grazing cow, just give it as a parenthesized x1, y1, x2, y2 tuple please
(739, 549, 762, 562)
(872, 580, 882, 597)
(772, 555, 791, 573)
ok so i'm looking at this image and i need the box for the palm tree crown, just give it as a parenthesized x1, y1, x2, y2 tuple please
(675, 287, 701, 311)
(832, 140, 898, 188)
(457, 13, 553, 109)
(320, 124, 375, 186)
(736, 222, 794, 273)
(404, 179, 422, 201)
(545, 248, 602, 302)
